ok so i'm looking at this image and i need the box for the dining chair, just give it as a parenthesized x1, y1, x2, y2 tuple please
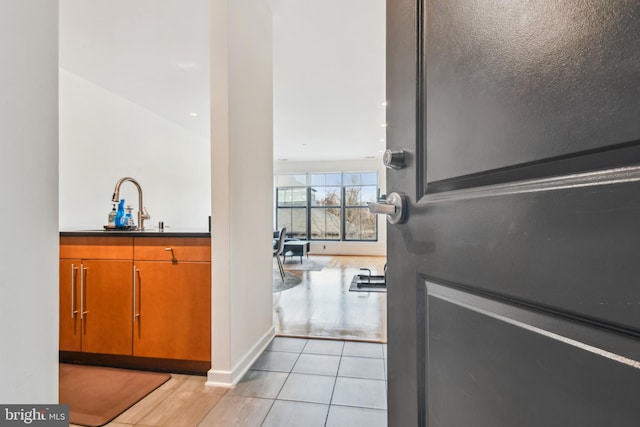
(273, 227, 286, 281)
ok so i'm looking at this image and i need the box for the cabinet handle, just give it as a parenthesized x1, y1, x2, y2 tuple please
(165, 247, 178, 263)
(133, 266, 139, 322)
(70, 264, 78, 318)
(80, 265, 87, 319)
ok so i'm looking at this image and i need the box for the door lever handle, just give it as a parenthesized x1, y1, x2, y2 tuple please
(369, 202, 396, 215)
(368, 192, 408, 224)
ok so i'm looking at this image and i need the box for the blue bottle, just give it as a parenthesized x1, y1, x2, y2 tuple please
(115, 199, 125, 227)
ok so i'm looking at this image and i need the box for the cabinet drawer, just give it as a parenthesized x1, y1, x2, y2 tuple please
(60, 236, 133, 259)
(134, 237, 211, 262)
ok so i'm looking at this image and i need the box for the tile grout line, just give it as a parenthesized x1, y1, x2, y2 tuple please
(323, 340, 346, 427)
(257, 396, 277, 427)
(259, 338, 308, 427)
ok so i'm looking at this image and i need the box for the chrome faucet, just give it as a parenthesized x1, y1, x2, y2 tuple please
(111, 177, 150, 230)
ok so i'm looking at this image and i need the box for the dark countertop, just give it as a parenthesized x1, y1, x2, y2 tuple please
(60, 228, 210, 238)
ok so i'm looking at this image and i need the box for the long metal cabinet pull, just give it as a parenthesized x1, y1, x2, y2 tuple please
(70, 264, 78, 318)
(133, 266, 139, 322)
(80, 264, 86, 319)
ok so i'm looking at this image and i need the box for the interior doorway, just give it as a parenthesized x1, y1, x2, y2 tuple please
(270, 0, 387, 342)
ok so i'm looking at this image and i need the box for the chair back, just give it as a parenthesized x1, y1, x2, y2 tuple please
(275, 227, 287, 255)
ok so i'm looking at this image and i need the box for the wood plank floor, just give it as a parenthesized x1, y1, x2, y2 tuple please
(274, 255, 387, 343)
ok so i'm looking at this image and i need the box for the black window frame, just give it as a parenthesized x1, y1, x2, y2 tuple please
(275, 186, 308, 239)
(274, 172, 379, 242)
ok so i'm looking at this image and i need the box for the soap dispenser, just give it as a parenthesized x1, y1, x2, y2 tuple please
(107, 204, 117, 227)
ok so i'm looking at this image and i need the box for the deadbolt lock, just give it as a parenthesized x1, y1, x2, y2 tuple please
(383, 149, 406, 170)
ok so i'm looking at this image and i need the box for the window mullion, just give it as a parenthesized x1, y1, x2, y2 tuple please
(306, 186, 311, 241)
(340, 172, 344, 242)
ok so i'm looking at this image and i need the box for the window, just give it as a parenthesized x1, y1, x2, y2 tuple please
(276, 187, 307, 238)
(275, 172, 378, 241)
(344, 175, 378, 241)
(310, 185, 341, 240)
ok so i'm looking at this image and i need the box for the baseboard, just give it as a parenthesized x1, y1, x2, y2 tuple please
(59, 351, 210, 375)
(206, 326, 275, 388)
(309, 243, 387, 256)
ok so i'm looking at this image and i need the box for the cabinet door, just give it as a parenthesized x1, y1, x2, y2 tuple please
(59, 259, 82, 352)
(81, 260, 133, 355)
(133, 261, 211, 361)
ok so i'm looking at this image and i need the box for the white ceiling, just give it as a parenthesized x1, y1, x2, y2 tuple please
(59, 0, 386, 162)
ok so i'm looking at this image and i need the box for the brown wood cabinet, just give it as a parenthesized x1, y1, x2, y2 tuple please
(59, 237, 134, 355)
(132, 236, 211, 361)
(133, 261, 211, 361)
(59, 235, 211, 367)
(59, 258, 81, 352)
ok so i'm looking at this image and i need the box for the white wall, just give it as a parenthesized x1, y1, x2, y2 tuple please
(0, 1, 59, 403)
(209, 0, 274, 387)
(270, 0, 387, 161)
(59, 69, 211, 230)
(274, 158, 387, 256)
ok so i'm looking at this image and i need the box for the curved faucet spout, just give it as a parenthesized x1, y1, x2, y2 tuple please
(112, 177, 150, 230)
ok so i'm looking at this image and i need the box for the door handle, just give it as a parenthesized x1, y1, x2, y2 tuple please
(368, 192, 408, 224)
(80, 265, 87, 319)
(133, 266, 140, 322)
(70, 264, 79, 318)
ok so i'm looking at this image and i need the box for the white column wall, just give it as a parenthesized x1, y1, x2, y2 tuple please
(208, 0, 274, 387)
(0, 1, 59, 403)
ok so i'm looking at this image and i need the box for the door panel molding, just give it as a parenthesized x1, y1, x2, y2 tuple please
(423, 279, 640, 365)
(419, 279, 640, 426)
(419, 164, 640, 204)
(416, 0, 427, 199)
(423, 0, 640, 186)
(424, 140, 640, 196)
(419, 0, 640, 197)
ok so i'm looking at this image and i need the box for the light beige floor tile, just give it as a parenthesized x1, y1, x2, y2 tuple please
(278, 373, 335, 404)
(261, 400, 328, 427)
(302, 339, 345, 356)
(266, 337, 307, 353)
(292, 353, 341, 376)
(338, 356, 386, 380)
(227, 370, 288, 399)
(196, 395, 273, 427)
(325, 405, 387, 427)
(331, 377, 387, 410)
(136, 375, 227, 427)
(343, 342, 384, 359)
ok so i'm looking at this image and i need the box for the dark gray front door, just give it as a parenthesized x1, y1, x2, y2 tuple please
(386, 1, 640, 426)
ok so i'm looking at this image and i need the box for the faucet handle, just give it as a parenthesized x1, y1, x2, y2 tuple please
(142, 207, 151, 220)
